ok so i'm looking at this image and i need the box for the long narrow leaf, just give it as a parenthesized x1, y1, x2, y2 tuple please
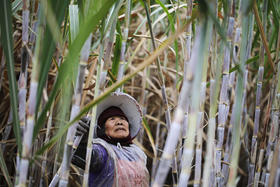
(34, 0, 116, 141)
(0, 0, 21, 153)
(0, 148, 12, 186)
(35, 0, 70, 122)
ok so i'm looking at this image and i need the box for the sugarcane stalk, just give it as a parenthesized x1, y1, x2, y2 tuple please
(82, 47, 103, 187)
(193, 82, 206, 187)
(222, 27, 241, 182)
(193, 111, 204, 187)
(227, 2, 250, 185)
(178, 15, 211, 186)
(16, 2, 41, 186)
(254, 149, 264, 187)
(58, 16, 92, 187)
(177, 0, 193, 180)
(152, 19, 206, 187)
(222, 62, 238, 186)
(144, 2, 180, 181)
(203, 77, 220, 187)
(249, 1, 267, 185)
(272, 139, 280, 187)
(268, 30, 280, 187)
(216, 16, 234, 187)
(83, 18, 108, 187)
(16, 0, 30, 184)
(264, 151, 274, 186)
(18, 0, 30, 131)
(116, 0, 131, 92)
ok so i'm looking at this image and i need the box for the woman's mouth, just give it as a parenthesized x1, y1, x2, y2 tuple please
(115, 127, 126, 132)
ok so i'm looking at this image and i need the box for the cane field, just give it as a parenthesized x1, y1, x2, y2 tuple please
(0, 0, 280, 186)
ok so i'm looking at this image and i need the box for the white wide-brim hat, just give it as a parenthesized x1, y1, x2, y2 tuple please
(94, 92, 143, 139)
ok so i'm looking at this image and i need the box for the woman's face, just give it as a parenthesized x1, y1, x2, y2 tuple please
(104, 116, 129, 139)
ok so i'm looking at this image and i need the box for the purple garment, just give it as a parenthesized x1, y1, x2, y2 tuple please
(73, 137, 149, 186)
(88, 144, 114, 187)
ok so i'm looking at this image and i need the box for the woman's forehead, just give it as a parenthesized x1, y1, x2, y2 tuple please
(107, 115, 128, 120)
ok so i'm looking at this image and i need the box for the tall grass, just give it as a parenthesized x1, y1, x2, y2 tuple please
(1, 0, 280, 186)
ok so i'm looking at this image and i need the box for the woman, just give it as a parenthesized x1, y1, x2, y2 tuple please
(73, 92, 149, 187)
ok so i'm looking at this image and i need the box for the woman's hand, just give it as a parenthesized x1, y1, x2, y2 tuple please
(76, 116, 90, 136)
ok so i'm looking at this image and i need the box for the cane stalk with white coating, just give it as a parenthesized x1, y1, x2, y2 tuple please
(268, 31, 280, 187)
(16, 0, 30, 184)
(178, 22, 209, 186)
(221, 26, 241, 185)
(18, 0, 30, 132)
(216, 16, 234, 187)
(227, 1, 250, 185)
(203, 17, 226, 185)
(17, 7, 41, 186)
(152, 18, 205, 186)
(82, 43, 104, 187)
(249, 1, 267, 185)
(181, 1, 192, 181)
(82, 13, 110, 186)
(58, 4, 93, 186)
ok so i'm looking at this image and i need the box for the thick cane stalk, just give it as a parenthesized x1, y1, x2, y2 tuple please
(152, 18, 206, 186)
(17, 18, 40, 187)
(82, 43, 103, 187)
(58, 5, 92, 186)
(181, 1, 193, 184)
(178, 16, 213, 186)
(83, 15, 110, 186)
(203, 7, 226, 183)
(227, 2, 250, 185)
(18, 0, 29, 131)
(222, 26, 241, 184)
(249, 1, 267, 185)
(216, 16, 234, 187)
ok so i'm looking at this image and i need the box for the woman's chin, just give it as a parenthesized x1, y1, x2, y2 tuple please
(111, 133, 129, 139)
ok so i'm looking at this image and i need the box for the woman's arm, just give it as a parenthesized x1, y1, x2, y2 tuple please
(72, 136, 108, 173)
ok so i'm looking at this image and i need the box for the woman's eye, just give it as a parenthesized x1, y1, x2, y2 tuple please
(110, 117, 115, 120)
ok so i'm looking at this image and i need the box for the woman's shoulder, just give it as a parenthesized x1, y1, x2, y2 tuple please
(93, 138, 117, 159)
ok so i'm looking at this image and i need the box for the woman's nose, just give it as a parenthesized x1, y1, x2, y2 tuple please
(115, 118, 122, 125)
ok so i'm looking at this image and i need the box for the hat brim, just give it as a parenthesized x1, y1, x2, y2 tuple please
(94, 92, 143, 139)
